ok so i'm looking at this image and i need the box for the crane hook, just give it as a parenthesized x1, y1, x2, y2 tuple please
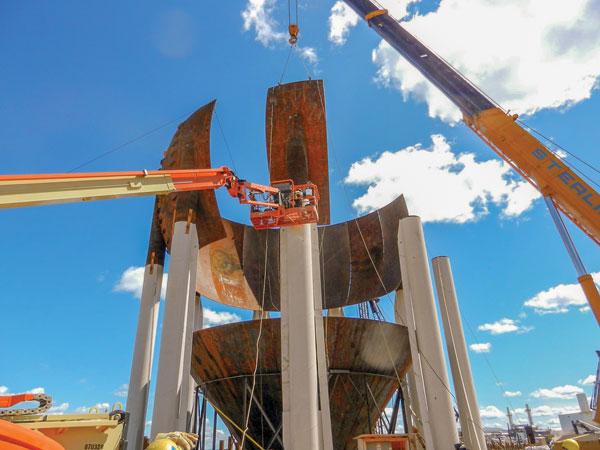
(288, 24, 299, 45)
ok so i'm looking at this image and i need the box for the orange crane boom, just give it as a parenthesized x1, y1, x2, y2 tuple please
(343, 0, 600, 334)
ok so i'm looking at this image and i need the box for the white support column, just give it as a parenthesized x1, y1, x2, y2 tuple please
(151, 221, 197, 437)
(394, 289, 423, 438)
(311, 224, 334, 450)
(432, 256, 486, 450)
(179, 237, 199, 431)
(394, 287, 432, 446)
(398, 216, 459, 449)
(126, 262, 164, 449)
(280, 224, 320, 450)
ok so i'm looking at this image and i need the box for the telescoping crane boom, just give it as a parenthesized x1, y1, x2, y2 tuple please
(0, 166, 320, 230)
(343, 0, 600, 332)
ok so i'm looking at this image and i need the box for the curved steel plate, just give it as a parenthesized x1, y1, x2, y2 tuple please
(266, 80, 330, 225)
(195, 195, 408, 310)
(156, 101, 226, 251)
(192, 317, 411, 450)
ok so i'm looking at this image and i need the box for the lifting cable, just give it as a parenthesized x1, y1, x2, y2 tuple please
(240, 106, 276, 449)
(66, 108, 198, 173)
(279, 0, 312, 84)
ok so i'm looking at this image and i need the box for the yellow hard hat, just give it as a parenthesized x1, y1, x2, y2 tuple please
(561, 439, 580, 450)
(147, 438, 180, 450)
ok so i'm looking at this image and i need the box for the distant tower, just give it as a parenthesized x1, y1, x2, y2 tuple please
(506, 407, 514, 430)
(525, 404, 534, 426)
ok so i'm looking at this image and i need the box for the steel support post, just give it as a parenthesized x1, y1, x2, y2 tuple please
(398, 216, 459, 449)
(280, 224, 321, 450)
(126, 205, 166, 450)
(151, 221, 198, 437)
(432, 257, 486, 450)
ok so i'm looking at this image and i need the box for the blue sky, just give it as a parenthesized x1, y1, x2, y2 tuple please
(2, 0, 600, 434)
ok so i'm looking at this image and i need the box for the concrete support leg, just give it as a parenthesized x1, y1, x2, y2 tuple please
(280, 224, 320, 450)
(432, 257, 486, 450)
(126, 204, 166, 450)
(394, 288, 430, 445)
(126, 263, 164, 449)
(310, 224, 334, 450)
(151, 221, 198, 437)
(398, 216, 459, 449)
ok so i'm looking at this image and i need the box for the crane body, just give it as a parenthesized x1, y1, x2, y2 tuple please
(0, 167, 320, 230)
(344, 0, 600, 339)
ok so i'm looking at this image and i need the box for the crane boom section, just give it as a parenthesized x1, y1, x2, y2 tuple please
(343, 0, 600, 245)
(0, 167, 278, 209)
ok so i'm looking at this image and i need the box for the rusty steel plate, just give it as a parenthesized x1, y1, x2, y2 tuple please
(191, 317, 411, 450)
(266, 80, 330, 225)
(195, 196, 408, 311)
(319, 195, 409, 308)
(156, 101, 226, 251)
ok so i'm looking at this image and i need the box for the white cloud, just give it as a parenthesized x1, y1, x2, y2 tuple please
(345, 134, 539, 223)
(531, 385, 584, 399)
(505, 391, 522, 397)
(298, 47, 318, 65)
(27, 387, 45, 394)
(114, 266, 167, 299)
(74, 402, 110, 414)
(203, 310, 241, 328)
(114, 384, 128, 398)
(480, 405, 505, 418)
(371, 0, 600, 123)
(241, 0, 318, 66)
(48, 402, 69, 415)
(242, 0, 287, 46)
(579, 375, 596, 386)
(478, 318, 533, 335)
(515, 405, 580, 416)
(469, 342, 491, 353)
(0, 386, 44, 395)
(329, 2, 359, 46)
(524, 273, 600, 314)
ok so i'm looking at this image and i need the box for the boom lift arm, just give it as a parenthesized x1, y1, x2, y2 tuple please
(0, 167, 319, 230)
(343, 0, 600, 332)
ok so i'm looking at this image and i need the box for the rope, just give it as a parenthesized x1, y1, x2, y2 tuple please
(214, 109, 238, 173)
(241, 111, 274, 448)
(279, 46, 294, 85)
(293, 45, 313, 80)
(66, 108, 197, 173)
(204, 397, 266, 450)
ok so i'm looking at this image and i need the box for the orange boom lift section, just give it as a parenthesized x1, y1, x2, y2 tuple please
(0, 166, 319, 230)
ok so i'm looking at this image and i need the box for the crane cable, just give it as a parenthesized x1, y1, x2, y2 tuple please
(287, 0, 299, 44)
